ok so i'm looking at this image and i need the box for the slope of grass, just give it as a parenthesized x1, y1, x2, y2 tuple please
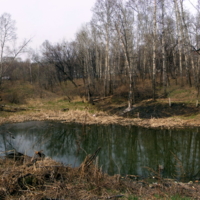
(1, 80, 200, 125)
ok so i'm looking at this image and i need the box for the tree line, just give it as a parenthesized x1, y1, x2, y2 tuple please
(1, 0, 200, 108)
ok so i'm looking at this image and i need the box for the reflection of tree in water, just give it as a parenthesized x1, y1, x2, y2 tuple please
(34, 124, 200, 179)
(74, 125, 200, 179)
(79, 125, 139, 175)
(1, 121, 200, 179)
(133, 128, 200, 180)
(44, 123, 82, 158)
(0, 125, 18, 154)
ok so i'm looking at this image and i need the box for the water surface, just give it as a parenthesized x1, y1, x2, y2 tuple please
(0, 121, 200, 181)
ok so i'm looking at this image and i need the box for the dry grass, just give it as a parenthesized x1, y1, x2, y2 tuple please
(0, 152, 199, 200)
(1, 104, 200, 129)
(1, 79, 200, 129)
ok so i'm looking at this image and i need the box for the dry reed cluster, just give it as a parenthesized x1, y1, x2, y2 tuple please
(0, 149, 199, 200)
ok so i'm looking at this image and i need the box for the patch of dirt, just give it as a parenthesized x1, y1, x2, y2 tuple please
(96, 97, 200, 119)
(127, 102, 200, 119)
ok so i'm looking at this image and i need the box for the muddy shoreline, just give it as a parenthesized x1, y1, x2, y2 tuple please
(1, 109, 200, 128)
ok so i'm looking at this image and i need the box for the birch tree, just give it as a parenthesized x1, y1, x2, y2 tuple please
(0, 13, 16, 85)
(161, 0, 167, 96)
(152, 0, 157, 100)
(75, 25, 96, 102)
(114, 0, 135, 108)
(180, 1, 192, 86)
(0, 13, 31, 86)
(91, 0, 116, 96)
(174, 0, 184, 86)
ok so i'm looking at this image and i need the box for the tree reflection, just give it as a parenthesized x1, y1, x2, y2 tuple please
(1, 121, 200, 180)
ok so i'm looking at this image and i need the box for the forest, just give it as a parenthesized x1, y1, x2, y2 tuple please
(0, 0, 200, 109)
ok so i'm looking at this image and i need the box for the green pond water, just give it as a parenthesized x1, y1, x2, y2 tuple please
(0, 121, 200, 181)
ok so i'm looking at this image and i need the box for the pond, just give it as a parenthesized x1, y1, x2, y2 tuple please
(0, 121, 200, 181)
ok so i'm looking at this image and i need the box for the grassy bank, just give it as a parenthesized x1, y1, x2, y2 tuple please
(1, 81, 200, 128)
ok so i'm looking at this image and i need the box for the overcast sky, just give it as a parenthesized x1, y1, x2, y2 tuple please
(0, 0, 96, 50)
(0, 0, 197, 56)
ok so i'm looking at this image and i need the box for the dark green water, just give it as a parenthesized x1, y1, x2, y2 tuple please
(0, 121, 200, 180)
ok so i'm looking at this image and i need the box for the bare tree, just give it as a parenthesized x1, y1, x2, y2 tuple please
(0, 13, 16, 85)
(152, 0, 157, 100)
(174, 0, 184, 86)
(75, 25, 95, 102)
(0, 13, 31, 86)
(91, 0, 116, 96)
(40, 40, 77, 87)
(114, 0, 136, 108)
(160, 0, 167, 96)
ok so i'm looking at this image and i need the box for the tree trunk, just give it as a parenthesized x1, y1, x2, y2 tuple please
(174, 0, 183, 86)
(161, 0, 167, 96)
(152, 0, 157, 100)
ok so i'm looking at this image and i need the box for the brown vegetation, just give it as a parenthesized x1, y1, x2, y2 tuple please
(1, 151, 200, 200)
(1, 80, 200, 128)
(1, 106, 200, 129)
